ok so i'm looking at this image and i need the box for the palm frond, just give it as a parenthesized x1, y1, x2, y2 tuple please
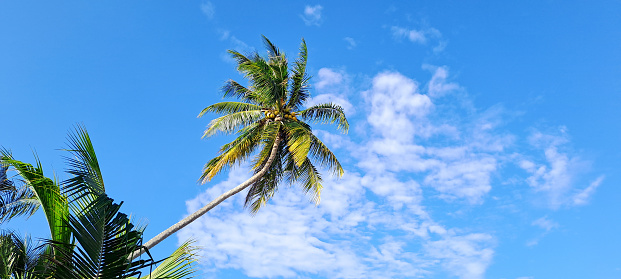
(0, 153, 71, 246)
(0, 231, 45, 279)
(299, 103, 349, 132)
(62, 125, 106, 202)
(221, 80, 257, 104)
(262, 36, 288, 88)
(241, 51, 289, 107)
(201, 110, 263, 138)
(285, 157, 323, 204)
(200, 122, 265, 183)
(262, 35, 282, 59)
(198, 101, 262, 118)
(308, 133, 344, 177)
(132, 240, 199, 279)
(283, 121, 311, 167)
(0, 161, 40, 223)
(0, 196, 40, 224)
(227, 50, 252, 68)
(287, 38, 310, 110)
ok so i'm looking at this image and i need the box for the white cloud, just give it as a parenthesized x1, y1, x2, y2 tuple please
(301, 5, 323, 26)
(315, 68, 344, 90)
(424, 233, 495, 279)
(573, 175, 604, 206)
(392, 26, 427, 44)
(200, 1, 215, 19)
(527, 215, 559, 246)
(520, 129, 600, 209)
(391, 26, 447, 53)
(424, 156, 496, 204)
(308, 68, 355, 115)
(365, 72, 433, 142)
(531, 216, 558, 232)
(357, 69, 503, 203)
(424, 65, 460, 98)
(344, 37, 357, 50)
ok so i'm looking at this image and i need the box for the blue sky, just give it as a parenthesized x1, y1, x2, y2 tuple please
(1, 1, 620, 278)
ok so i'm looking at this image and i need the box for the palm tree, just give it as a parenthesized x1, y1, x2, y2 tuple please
(134, 36, 348, 258)
(0, 126, 198, 279)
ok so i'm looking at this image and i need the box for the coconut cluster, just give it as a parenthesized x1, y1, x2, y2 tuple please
(264, 108, 297, 121)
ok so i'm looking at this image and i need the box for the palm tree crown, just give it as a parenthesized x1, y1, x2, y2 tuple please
(198, 36, 349, 212)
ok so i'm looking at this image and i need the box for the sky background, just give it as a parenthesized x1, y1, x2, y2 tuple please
(1, 1, 621, 278)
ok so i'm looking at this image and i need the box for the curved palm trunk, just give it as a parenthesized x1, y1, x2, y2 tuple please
(129, 134, 282, 261)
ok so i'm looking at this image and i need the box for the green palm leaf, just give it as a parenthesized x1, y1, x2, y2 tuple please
(62, 125, 106, 202)
(200, 122, 265, 183)
(283, 121, 311, 167)
(0, 231, 46, 279)
(0, 153, 71, 247)
(198, 101, 262, 117)
(221, 79, 260, 104)
(286, 157, 323, 204)
(308, 133, 344, 177)
(0, 163, 40, 224)
(299, 103, 349, 132)
(201, 110, 264, 138)
(287, 39, 310, 111)
(130, 240, 198, 279)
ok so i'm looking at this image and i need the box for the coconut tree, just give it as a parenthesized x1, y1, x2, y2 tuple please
(0, 127, 198, 279)
(134, 36, 348, 258)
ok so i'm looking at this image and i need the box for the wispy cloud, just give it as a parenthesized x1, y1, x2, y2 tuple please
(344, 37, 357, 50)
(532, 215, 559, 232)
(527, 215, 559, 246)
(424, 233, 495, 279)
(301, 5, 323, 26)
(392, 26, 428, 44)
(424, 65, 460, 98)
(200, 1, 215, 19)
(519, 129, 601, 209)
(391, 25, 447, 53)
(573, 175, 604, 206)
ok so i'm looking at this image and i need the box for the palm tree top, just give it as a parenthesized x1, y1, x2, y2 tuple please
(198, 36, 349, 212)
